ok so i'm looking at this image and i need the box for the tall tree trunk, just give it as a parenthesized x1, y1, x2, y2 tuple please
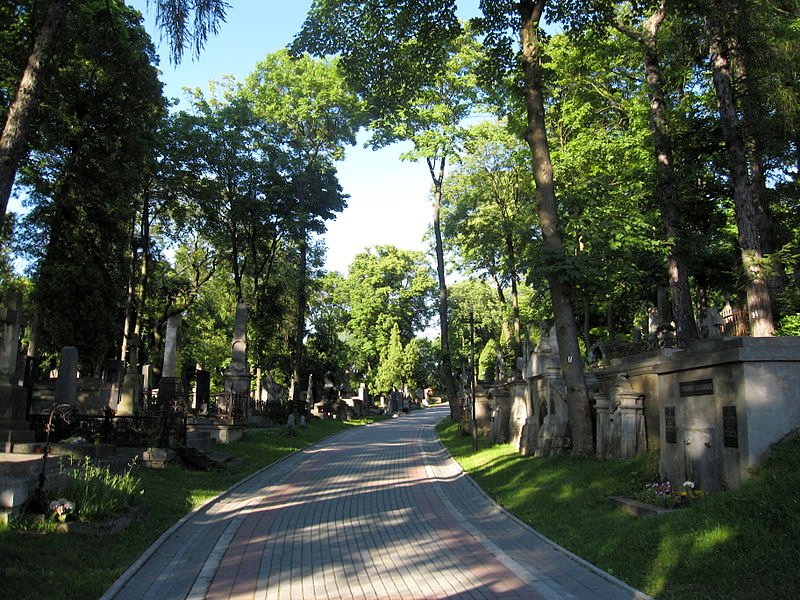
(502, 229, 522, 357)
(642, 5, 698, 342)
(518, 0, 593, 456)
(428, 156, 459, 419)
(292, 226, 308, 410)
(0, 0, 70, 228)
(120, 190, 152, 359)
(729, 36, 785, 305)
(618, 3, 698, 342)
(492, 272, 513, 345)
(706, 13, 774, 336)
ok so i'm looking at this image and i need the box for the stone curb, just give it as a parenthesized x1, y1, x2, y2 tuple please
(433, 424, 655, 600)
(99, 426, 361, 600)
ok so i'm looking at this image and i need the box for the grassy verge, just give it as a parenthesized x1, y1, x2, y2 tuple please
(436, 418, 800, 600)
(0, 418, 375, 600)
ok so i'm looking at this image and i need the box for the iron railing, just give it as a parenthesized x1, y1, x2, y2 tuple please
(29, 411, 187, 447)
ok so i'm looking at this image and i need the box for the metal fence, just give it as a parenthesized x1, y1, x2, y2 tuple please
(29, 411, 187, 447)
(721, 309, 750, 337)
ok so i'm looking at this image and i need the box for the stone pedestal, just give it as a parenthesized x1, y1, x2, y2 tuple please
(0, 291, 33, 447)
(489, 386, 512, 444)
(610, 375, 646, 459)
(158, 377, 183, 410)
(116, 335, 141, 416)
(594, 391, 610, 459)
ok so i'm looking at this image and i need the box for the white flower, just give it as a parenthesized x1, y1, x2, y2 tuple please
(683, 481, 695, 489)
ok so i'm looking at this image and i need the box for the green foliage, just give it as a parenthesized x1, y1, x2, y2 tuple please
(58, 456, 144, 522)
(372, 323, 404, 393)
(343, 245, 436, 383)
(294, 0, 462, 118)
(246, 49, 364, 163)
(777, 314, 800, 337)
(477, 337, 499, 383)
(15, 0, 164, 372)
(442, 119, 538, 280)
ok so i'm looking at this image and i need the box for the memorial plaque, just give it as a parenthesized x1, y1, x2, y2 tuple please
(679, 378, 714, 397)
(723, 405, 739, 448)
(665, 406, 677, 444)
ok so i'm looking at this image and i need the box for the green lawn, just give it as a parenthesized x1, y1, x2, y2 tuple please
(436, 418, 800, 600)
(0, 418, 373, 600)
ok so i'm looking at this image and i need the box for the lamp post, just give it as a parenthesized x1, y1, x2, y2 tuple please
(470, 307, 477, 452)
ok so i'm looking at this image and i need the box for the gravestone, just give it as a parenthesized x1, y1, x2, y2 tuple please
(0, 291, 34, 447)
(55, 346, 78, 405)
(699, 307, 724, 339)
(159, 314, 182, 406)
(195, 368, 211, 412)
(304, 373, 314, 409)
(142, 364, 154, 392)
(116, 334, 141, 416)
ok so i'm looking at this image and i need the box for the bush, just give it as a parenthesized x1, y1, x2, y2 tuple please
(777, 313, 800, 336)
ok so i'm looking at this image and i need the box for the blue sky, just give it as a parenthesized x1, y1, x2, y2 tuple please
(130, 0, 482, 274)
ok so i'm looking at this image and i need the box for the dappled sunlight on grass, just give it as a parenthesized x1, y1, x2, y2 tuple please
(692, 523, 735, 553)
(436, 417, 800, 600)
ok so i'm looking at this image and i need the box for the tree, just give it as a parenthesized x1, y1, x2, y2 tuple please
(0, 0, 229, 230)
(369, 31, 481, 416)
(612, 1, 700, 341)
(442, 120, 538, 355)
(477, 0, 595, 454)
(245, 49, 360, 404)
(296, 5, 478, 418)
(170, 81, 286, 304)
(543, 29, 667, 345)
(15, 0, 163, 372)
(342, 245, 436, 389)
(703, 7, 775, 336)
(373, 322, 404, 394)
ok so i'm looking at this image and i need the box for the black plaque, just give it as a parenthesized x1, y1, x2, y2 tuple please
(679, 378, 714, 397)
(665, 406, 677, 444)
(723, 405, 739, 448)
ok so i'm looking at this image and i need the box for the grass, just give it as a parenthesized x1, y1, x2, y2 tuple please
(436, 418, 800, 600)
(0, 417, 375, 600)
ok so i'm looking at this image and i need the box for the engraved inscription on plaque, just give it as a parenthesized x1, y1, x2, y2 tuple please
(723, 405, 739, 448)
(679, 378, 714, 397)
(665, 406, 677, 444)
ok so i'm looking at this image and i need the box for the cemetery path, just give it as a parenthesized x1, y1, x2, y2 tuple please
(102, 405, 651, 600)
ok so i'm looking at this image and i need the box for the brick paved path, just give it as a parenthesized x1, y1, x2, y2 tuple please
(102, 406, 651, 600)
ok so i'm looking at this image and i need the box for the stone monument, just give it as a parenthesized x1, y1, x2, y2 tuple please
(116, 334, 141, 416)
(54, 346, 78, 405)
(158, 314, 182, 408)
(223, 303, 251, 417)
(0, 290, 34, 448)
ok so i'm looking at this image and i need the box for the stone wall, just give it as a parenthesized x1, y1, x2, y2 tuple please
(654, 337, 800, 490)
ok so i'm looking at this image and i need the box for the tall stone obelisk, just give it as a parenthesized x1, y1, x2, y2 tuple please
(158, 314, 182, 409)
(223, 303, 251, 419)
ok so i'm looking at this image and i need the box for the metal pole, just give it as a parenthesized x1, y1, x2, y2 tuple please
(470, 308, 477, 452)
